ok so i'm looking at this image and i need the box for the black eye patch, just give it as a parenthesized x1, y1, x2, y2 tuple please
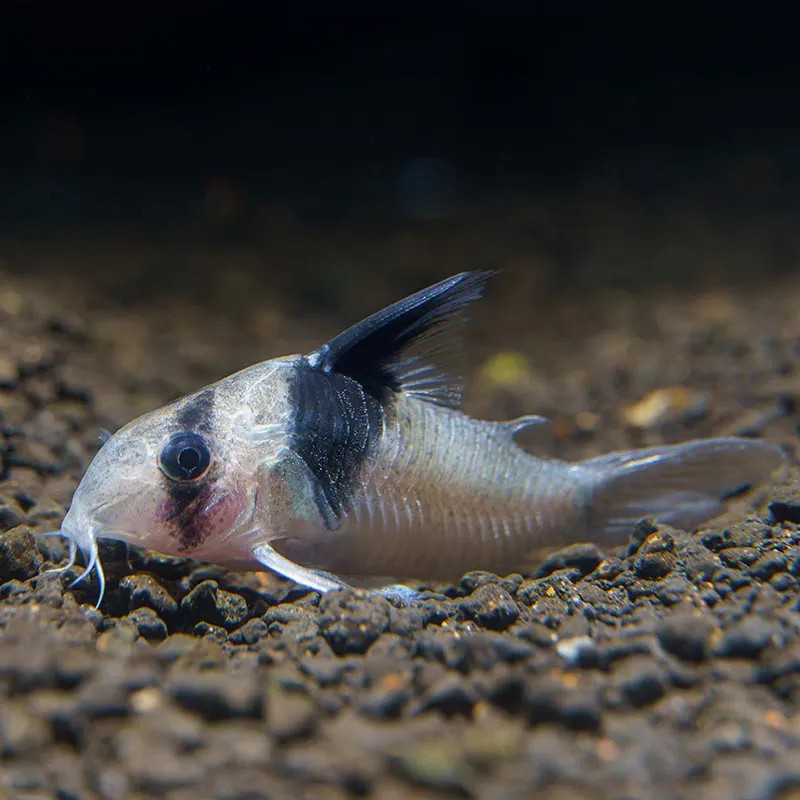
(160, 432, 211, 481)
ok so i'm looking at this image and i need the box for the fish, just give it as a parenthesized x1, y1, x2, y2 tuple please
(47, 271, 784, 606)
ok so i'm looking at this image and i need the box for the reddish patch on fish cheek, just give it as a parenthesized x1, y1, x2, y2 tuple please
(198, 485, 250, 541)
(159, 479, 251, 554)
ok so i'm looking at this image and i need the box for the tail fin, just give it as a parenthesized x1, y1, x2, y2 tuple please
(580, 438, 784, 543)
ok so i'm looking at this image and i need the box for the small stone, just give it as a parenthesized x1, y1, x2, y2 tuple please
(228, 618, 268, 645)
(555, 635, 598, 667)
(626, 519, 660, 556)
(654, 575, 693, 605)
(420, 676, 477, 717)
(748, 552, 788, 581)
(168, 670, 262, 720)
(299, 657, 349, 687)
(658, 613, 715, 662)
(559, 693, 602, 731)
(0, 525, 42, 581)
(319, 591, 390, 655)
(458, 585, 519, 630)
(592, 557, 626, 581)
(513, 621, 557, 648)
(193, 621, 228, 641)
(77, 677, 131, 718)
(387, 604, 427, 636)
(155, 633, 202, 663)
(0, 579, 32, 602)
(535, 543, 605, 579)
(770, 572, 795, 592)
(179, 579, 249, 631)
(0, 701, 51, 756)
(127, 608, 168, 642)
(96, 621, 139, 655)
(119, 573, 178, 617)
(358, 687, 410, 719)
(681, 542, 721, 583)
(718, 547, 760, 569)
(633, 531, 676, 579)
(712, 567, 751, 592)
(265, 686, 316, 743)
(715, 616, 775, 659)
(459, 571, 501, 592)
(391, 739, 469, 793)
(611, 657, 666, 708)
(770, 498, 800, 525)
(699, 587, 722, 607)
(0, 496, 27, 531)
(0, 355, 18, 388)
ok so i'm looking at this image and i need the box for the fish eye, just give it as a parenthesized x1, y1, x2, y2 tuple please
(159, 432, 211, 481)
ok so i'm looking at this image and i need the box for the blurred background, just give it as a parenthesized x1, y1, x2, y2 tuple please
(2, 2, 799, 305)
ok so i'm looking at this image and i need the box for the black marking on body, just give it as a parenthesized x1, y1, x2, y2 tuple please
(160, 387, 217, 551)
(289, 358, 383, 526)
(176, 388, 215, 432)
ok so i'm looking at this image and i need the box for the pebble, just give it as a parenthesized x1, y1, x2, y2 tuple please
(318, 591, 390, 655)
(298, 656, 349, 687)
(715, 616, 776, 659)
(119, 573, 178, 617)
(555, 635, 598, 667)
(127, 608, 168, 642)
(611, 656, 666, 708)
(0, 525, 42, 582)
(658, 613, 715, 662)
(633, 531, 676, 579)
(168, 670, 262, 720)
(390, 739, 470, 794)
(358, 685, 411, 719)
(420, 675, 478, 717)
(458, 585, 520, 630)
(535, 543, 605, 579)
(179, 579, 249, 631)
(769, 498, 800, 525)
(526, 677, 601, 731)
(265, 686, 316, 743)
(747, 552, 788, 581)
(0, 495, 27, 531)
(228, 617, 269, 645)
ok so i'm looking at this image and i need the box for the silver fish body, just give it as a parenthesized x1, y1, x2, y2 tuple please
(55, 273, 784, 603)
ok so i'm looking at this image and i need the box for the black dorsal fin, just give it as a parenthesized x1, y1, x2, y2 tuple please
(308, 271, 495, 408)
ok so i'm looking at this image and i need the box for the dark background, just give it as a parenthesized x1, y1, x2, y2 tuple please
(2, 3, 799, 300)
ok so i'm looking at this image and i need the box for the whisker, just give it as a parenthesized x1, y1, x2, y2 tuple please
(43, 538, 78, 575)
(67, 548, 96, 589)
(64, 541, 106, 609)
(94, 556, 106, 609)
(38, 527, 107, 609)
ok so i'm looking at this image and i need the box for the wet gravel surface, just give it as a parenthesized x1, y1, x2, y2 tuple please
(2, 250, 800, 799)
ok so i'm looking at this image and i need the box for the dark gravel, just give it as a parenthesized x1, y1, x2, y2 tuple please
(2, 245, 800, 799)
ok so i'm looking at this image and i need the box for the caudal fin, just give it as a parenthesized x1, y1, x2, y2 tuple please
(580, 438, 784, 543)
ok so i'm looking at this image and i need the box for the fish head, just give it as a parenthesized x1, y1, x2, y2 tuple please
(60, 381, 266, 569)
